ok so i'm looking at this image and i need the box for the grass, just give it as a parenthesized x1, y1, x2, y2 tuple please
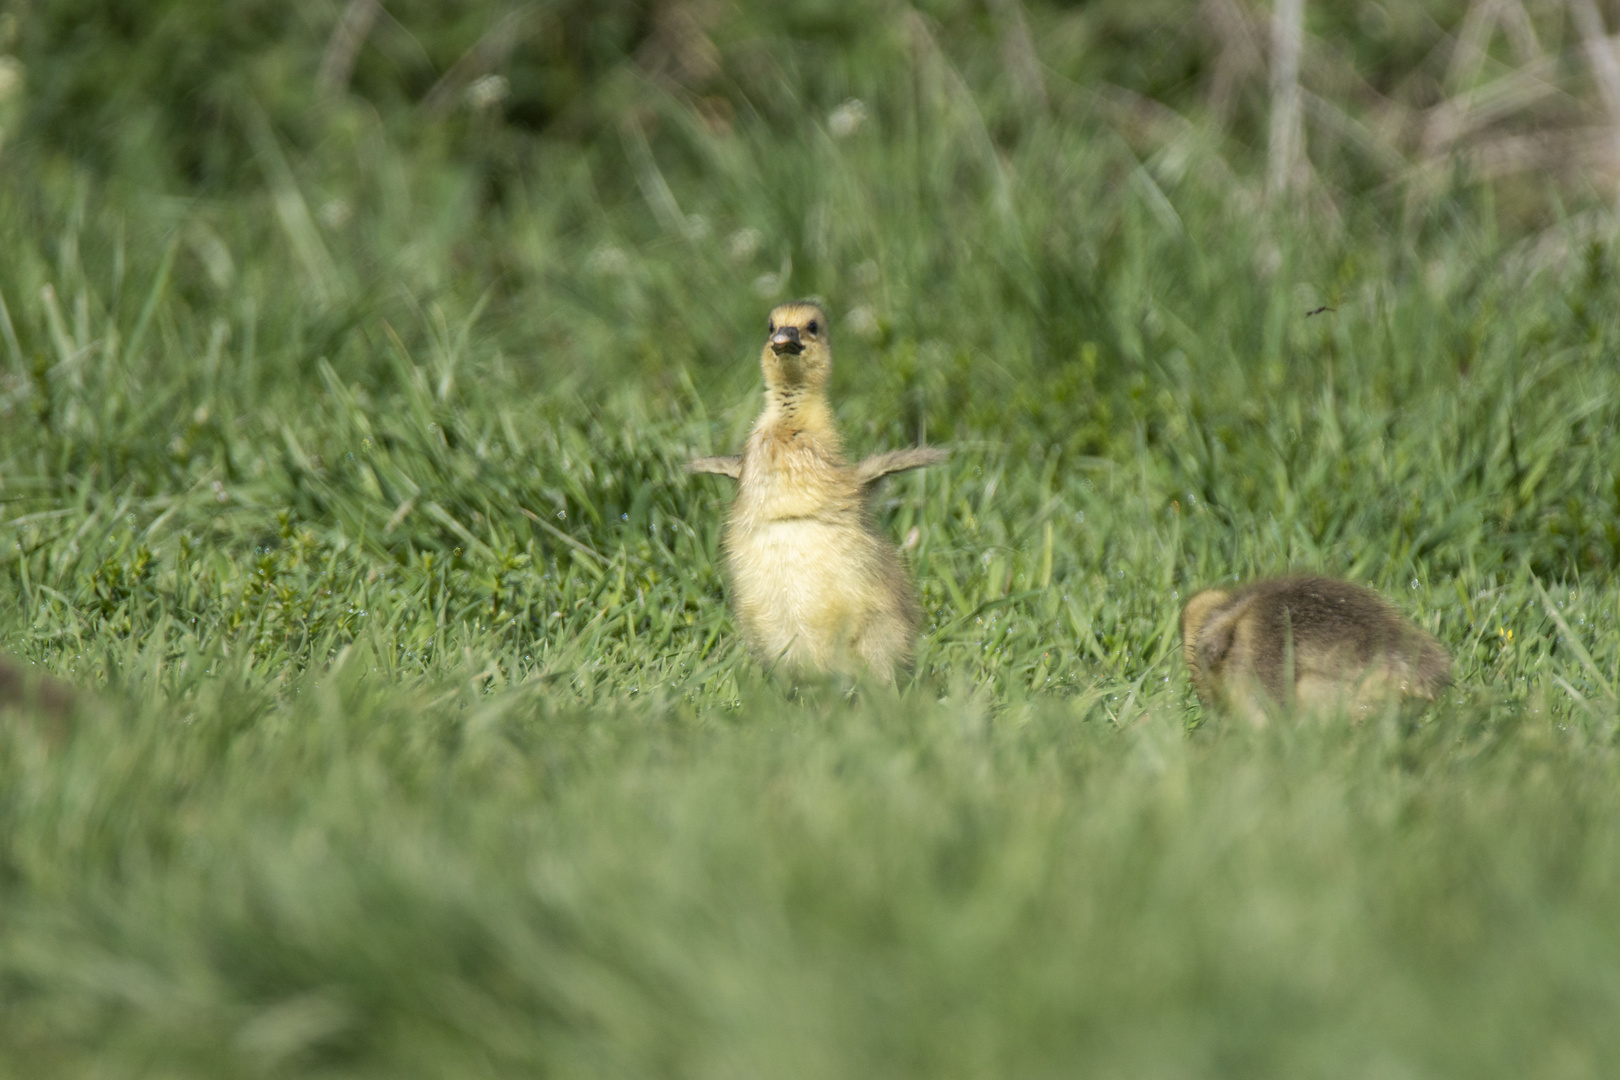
(3, 2, 1620, 1075)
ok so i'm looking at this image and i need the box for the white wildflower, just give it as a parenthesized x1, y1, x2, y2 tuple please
(588, 245, 630, 275)
(466, 74, 510, 111)
(846, 305, 880, 340)
(727, 227, 762, 263)
(0, 57, 21, 102)
(318, 199, 351, 231)
(828, 98, 867, 138)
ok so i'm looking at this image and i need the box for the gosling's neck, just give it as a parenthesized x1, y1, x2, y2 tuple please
(756, 379, 839, 451)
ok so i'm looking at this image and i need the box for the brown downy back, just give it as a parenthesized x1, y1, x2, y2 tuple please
(1181, 574, 1452, 715)
(0, 656, 83, 746)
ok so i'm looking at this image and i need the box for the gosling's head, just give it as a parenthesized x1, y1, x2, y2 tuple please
(1180, 588, 1234, 705)
(761, 300, 831, 393)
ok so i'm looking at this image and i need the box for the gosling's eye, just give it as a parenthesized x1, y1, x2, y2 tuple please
(807, 320, 819, 335)
(768, 322, 775, 334)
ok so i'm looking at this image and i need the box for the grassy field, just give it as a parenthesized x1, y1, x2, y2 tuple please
(3, 2, 1620, 1075)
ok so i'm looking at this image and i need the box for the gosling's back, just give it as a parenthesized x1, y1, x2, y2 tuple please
(1181, 574, 1451, 724)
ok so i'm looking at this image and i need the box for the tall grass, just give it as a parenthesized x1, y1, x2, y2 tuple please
(1, 2, 1619, 1074)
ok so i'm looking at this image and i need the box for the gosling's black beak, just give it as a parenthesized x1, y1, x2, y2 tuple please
(769, 327, 803, 355)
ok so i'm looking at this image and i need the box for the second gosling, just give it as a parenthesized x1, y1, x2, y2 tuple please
(688, 301, 945, 683)
(0, 655, 82, 745)
(1181, 574, 1452, 726)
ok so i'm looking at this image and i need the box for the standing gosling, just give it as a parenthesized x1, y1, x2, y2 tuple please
(688, 301, 945, 682)
(1181, 574, 1451, 726)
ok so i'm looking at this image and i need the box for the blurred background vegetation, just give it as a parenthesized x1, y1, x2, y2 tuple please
(6, 0, 1618, 401)
(10, 0, 1618, 205)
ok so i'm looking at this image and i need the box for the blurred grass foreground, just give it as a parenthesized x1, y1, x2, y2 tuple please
(3, 1, 1620, 1075)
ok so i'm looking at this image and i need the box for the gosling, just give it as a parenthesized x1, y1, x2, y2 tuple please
(0, 655, 81, 744)
(687, 301, 945, 682)
(1180, 574, 1452, 726)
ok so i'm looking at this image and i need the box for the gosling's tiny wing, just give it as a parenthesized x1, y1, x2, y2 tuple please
(856, 446, 949, 487)
(687, 455, 743, 479)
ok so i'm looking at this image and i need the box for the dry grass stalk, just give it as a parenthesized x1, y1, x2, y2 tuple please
(903, 10, 1020, 236)
(318, 0, 382, 98)
(1267, 0, 1306, 198)
(1496, 0, 1544, 63)
(1468, 125, 1620, 179)
(1444, 0, 1545, 92)
(1202, 0, 1265, 127)
(1423, 57, 1562, 158)
(1569, 0, 1620, 199)
(635, 1, 723, 92)
(619, 116, 693, 240)
(986, 0, 1049, 113)
(1303, 91, 1410, 176)
(1570, 0, 1620, 117)
(1447, 0, 1505, 92)
(242, 100, 340, 307)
